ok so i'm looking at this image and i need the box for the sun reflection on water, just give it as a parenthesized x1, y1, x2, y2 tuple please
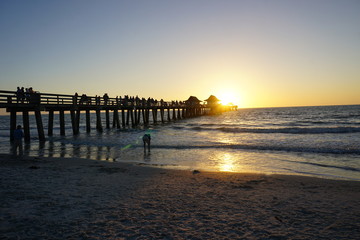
(217, 137, 237, 145)
(216, 152, 238, 172)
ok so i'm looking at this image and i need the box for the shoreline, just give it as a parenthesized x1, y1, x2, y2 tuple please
(2, 151, 359, 182)
(1, 154, 360, 239)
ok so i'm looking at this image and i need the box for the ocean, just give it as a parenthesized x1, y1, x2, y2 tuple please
(0, 105, 359, 181)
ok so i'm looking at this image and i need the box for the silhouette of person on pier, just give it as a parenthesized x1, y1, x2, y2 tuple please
(12, 125, 24, 157)
(16, 87, 22, 103)
(103, 93, 109, 105)
(74, 92, 78, 104)
(15, 87, 26, 103)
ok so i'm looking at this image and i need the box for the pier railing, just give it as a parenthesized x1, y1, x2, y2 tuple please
(0, 90, 74, 106)
(0, 90, 188, 108)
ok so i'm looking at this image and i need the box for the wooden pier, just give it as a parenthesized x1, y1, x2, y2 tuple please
(0, 90, 237, 142)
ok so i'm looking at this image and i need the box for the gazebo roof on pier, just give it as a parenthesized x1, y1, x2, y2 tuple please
(204, 95, 220, 103)
(186, 96, 201, 103)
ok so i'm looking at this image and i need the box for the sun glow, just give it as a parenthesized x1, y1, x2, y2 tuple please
(216, 90, 241, 107)
(217, 152, 237, 172)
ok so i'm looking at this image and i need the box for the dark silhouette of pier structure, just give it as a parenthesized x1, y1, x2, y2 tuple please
(0, 90, 237, 142)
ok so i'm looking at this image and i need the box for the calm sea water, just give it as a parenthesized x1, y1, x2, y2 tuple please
(1, 105, 359, 181)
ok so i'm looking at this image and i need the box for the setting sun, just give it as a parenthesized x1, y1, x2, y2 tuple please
(216, 90, 241, 107)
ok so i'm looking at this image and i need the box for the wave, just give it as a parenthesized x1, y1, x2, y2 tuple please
(152, 144, 360, 156)
(190, 121, 360, 127)
(281, 168, 360, 180)
(188, 126, 360, 134)
(280, 159, 360, 172)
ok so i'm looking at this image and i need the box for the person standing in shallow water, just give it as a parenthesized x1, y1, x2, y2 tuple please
(13, 125, 24, 156)
(142, 134, 151, 152)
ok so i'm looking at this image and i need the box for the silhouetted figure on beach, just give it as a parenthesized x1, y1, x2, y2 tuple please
(142, 134, 151, 152)
(12, 125, 24, 156)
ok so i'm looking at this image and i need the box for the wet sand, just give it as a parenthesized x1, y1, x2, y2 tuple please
(1, 154, 359, 239)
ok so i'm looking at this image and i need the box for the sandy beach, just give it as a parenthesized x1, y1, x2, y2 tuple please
(0, 155, 359, 239)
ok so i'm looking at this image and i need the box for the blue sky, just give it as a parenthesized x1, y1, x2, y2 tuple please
(1, 0, 359, 107)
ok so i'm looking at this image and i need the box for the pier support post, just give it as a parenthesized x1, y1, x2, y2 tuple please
(117, 110, 122, 128)
(70, 110, 76, 134)
(86, 110, 91, 132)
(167, 108, 171, 121)
(106, 110, 110, 129)
(173, 108, 177, 120)
(126, 109, 130, 126)
(76, 110, 81, 134)
(152, 108, 157, 124)
(160, 108, 164, 123)
(134, 109, 138, 126)
(112, 110, 116, 127)
(130, 109, 134, 127)
(35, 110, 45, 141)
(96, 109, 103, 132)
(60, 110, 65, 136)
(113, 110, 120, 128)
(23, 111, 30, 142)
(121, 109, 126, 127)
(70, 110, 79, 135)
(10, 111, 16, 142)
(141, 109, 146, 125)
(48, 110, 54, 136)
(137, 109, 141, 125)
(146, 109, 150, 125)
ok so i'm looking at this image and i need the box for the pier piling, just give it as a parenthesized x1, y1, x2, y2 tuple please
(86, 110, 91, 132)
(48, 110, 54, 136)
(23, 111, 30, 142)
(106, 110, 110, 129)
(60, 110, 65, 136)
(96, 109, 103, 132)
(35, 110, 45, 141)
(10, 111, 16, 142)
(121, 109, 125, 127)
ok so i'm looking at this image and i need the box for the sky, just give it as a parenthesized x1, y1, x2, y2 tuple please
(1, 0, 359, 108)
